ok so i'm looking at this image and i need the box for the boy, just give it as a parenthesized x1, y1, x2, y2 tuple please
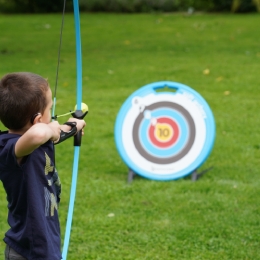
(0, 72, 86, 259)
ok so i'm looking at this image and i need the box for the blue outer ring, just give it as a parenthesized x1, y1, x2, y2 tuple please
(114, 81, 215, 181)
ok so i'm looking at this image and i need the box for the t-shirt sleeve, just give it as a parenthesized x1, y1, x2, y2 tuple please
(0, 136, 20, 168)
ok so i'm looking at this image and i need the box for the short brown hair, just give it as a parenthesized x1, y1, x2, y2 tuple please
(0, 72, 49, 130)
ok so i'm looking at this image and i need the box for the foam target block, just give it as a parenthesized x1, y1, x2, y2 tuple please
(114, 81, 215, 181)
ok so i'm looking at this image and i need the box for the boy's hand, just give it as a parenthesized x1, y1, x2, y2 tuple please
(48, 121, 62, 142)
(67, 118, 86, 135)
(56, 118, 86, 145)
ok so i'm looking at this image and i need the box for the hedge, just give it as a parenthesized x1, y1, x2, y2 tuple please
(0, 0, 259, 13)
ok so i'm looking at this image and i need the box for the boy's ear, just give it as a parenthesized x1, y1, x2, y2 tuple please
(32, 113, 42, 124)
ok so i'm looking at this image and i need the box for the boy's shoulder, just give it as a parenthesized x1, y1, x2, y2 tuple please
(0, 132, 20, 165)
(0, 131, 20, 144)
(0, 132, 20, 155)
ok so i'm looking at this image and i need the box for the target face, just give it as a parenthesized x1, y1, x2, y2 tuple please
(114, 81, 215, 181)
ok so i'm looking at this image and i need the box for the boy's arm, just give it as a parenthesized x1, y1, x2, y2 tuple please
(15, 122, 61, 158)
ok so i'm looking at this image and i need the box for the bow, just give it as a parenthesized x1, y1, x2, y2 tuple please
(62, 0, 84, 259)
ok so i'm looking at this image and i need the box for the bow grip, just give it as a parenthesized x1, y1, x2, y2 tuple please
(71, 109, 88, 146)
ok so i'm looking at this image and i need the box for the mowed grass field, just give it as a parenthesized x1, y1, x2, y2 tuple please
(0, 12, 260, 259)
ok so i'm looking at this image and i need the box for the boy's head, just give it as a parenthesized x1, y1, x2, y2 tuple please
(0, 72, 50, 130)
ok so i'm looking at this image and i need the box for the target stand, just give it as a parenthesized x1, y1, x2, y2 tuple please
(114, 81, 215, 182)
(127, 166, 214, 183)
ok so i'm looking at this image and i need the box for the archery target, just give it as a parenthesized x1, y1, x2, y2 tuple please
(114, 81, 215, 181)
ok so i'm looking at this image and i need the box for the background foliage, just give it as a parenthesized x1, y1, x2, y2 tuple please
(0, 0, 259, 13)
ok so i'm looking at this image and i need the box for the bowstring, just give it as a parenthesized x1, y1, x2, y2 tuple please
(52, 0, 67, 119)
(52, 1, 67, 256)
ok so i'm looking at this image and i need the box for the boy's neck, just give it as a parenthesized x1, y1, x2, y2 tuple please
(9, 123, 31, 135)
(8, 129, 24, 135)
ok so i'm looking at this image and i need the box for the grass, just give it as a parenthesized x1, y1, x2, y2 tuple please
(1, 12, 260, 259)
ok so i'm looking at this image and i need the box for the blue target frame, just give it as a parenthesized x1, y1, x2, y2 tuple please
(114, 81, 215, 181)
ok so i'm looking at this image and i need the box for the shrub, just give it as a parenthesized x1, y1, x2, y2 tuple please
(0, 0, 259, 13)
(231, 0, 257, 12)
(79, 0, 214, 13)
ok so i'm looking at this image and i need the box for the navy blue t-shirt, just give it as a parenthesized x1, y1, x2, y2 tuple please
(0, 132, 62, 260)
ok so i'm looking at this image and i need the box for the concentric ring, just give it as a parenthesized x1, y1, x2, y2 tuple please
(148, 117, 179, 148)
(132, 101, 195, 164)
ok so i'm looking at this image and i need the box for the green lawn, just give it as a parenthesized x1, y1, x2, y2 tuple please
(0, 12, 260, 259)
